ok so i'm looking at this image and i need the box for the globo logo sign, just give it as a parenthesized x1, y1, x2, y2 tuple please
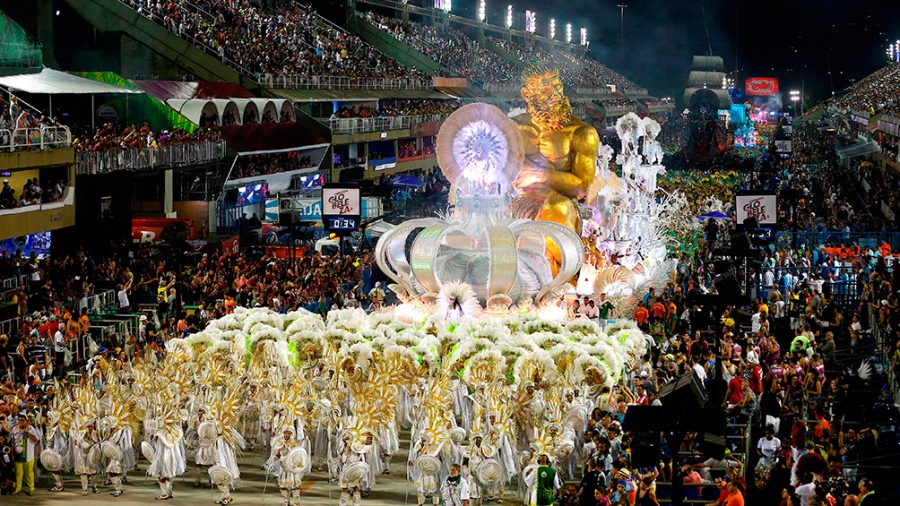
(745, 77, 779, 96)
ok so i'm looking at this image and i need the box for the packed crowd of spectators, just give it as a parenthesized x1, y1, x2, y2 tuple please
(832, 63, 900, 115)
(362, 11, 520, 86)
(229, 150, 317, 181)
(71, 122, 222, 154)
(329, 98, 458, 119)
(122, 0, 424, 83)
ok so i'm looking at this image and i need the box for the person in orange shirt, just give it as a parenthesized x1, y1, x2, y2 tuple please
(633, 302, 649, 331)
(724, 480, 744, 506)
(651, 299, 667, 322)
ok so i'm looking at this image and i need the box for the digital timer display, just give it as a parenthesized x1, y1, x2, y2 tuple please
(326, 217, 358, 231)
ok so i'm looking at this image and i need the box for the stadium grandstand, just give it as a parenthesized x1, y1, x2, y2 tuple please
(0, 0, 667, 249)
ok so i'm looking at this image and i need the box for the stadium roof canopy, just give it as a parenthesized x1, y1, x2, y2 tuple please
(0, 68, 144, 95)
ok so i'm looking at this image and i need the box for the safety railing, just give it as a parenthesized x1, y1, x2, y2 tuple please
(774, 231, 900, 252)
(1, 274, 27, 291)
(0, 125, 72, 152)
(481, 82, 521, 93)
(751, 265, 862, 308)
(75, 290, 116, 314)
(320, 114, 447, 134)
(0, 316, 20, 338)
(75, 141, 227, 175)
(257, 74, 433, 91)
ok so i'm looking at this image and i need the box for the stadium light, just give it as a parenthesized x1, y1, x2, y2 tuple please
(435, 0, 451, 12)
(506, 5, 513, 28)
(566, 23, 572, 43)
(789, 90, 800, 102)
(580, 27, 588, 46)
(550, 19, 556, 39)
(478, 0, 486, 22)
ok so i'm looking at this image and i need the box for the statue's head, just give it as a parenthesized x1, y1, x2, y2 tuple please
(521, 66, 573, 131)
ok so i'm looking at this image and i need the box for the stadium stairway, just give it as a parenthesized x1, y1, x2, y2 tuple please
(63, 0, 261, 93)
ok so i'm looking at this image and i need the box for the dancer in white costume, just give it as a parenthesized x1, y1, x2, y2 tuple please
(146, 404, 187, 500)
(72, 419, 100, 496)
(462, 433, 496, 506)
(194, 410, 216, 488)
(270, 426, 307, 506)
(101, 411, 135, 497)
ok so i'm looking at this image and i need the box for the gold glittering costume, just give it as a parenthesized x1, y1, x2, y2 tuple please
(511, 67, 600, 232)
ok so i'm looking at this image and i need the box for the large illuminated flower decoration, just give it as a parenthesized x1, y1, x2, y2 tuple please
(437, 103, 523, 198)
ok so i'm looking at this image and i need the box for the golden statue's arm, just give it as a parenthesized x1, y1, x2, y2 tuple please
(546, 124, 599, 199)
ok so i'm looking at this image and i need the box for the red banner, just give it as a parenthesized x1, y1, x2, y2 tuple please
(222, 236, 240, 257)
(132, 218, 197, 243)
(745, 77, 779, 96)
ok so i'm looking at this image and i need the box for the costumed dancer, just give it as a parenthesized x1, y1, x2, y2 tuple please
(338, 429, 370, 506)
(146, 402, 187, 501)
(72, 418, 100, 496)
(100, 407, 136, 498)
(271, 426, 307, 506)
(194, 409, 216, 488)
(408, 433, 441, 506)
(209, 411, 244, 506)
(43, 407, 70, 493)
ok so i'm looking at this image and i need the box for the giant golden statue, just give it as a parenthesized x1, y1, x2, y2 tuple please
(510, 67, 600, 232)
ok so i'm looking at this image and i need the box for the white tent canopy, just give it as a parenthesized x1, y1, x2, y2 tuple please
(0, 68, 144, 95)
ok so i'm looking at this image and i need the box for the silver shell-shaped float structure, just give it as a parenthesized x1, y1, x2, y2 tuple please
(375, 103, 584, 313)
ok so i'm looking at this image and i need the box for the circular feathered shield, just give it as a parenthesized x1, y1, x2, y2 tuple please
(415, 455, 441, 475)
(349, 441, 372, 455)
(341, 461, 369, 484)
(565, 405, 588, 429)
(481, 444, 497, 458)
(208, 465, 234, 486)
(101, 441, 122, 461)
(40, 449, 63, 472)
(198, 420, 218, 441)
(476, 459, 503, 485)
(245, 404, 260, 421)
(285, 447, 309, 474)
(448, 427, 466, 445)
(435, 103, 524, 191)
(87, 445, 103, 465)
(141, 440, 156, 462)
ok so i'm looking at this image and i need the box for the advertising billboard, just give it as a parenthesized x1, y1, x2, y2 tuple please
(736, 194, 777, 225)
(745, 77, 779, 96)
(321, 184, 361, 232)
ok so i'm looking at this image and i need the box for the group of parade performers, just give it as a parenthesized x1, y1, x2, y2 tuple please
(31, 308, 641, 506)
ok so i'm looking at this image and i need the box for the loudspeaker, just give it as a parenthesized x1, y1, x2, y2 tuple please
(712, 271, 742, 297)
(630, 431, 660, 468)
(161, 222, 190, 245)
(279, 211, 300, 226)
(224, 188, 238, 204)
(695, 432, 727, 460)
(731, 232, 752, 251)
(743, 216, 760, 230)
(659, 370, 708, 427)
(623, 406, 665, 432)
